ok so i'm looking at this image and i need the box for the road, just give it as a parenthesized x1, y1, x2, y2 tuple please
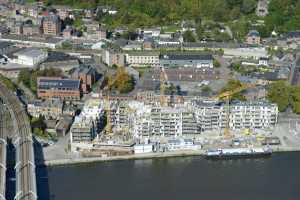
(289, 55, 300, 85)
(0, 83, 37, 200)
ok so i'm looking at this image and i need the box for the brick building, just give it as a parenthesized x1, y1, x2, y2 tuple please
(37, 77, 81, 100)
(71, 66, 96, 93)
(42, 14, 61, 36)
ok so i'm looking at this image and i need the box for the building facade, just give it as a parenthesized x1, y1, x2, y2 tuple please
(42, 14, 61, 35)
(125, 51, 160, 67)
(193, 100, 278, 132)
(102, 49, 125, 67)
(133, 106, 199, 138)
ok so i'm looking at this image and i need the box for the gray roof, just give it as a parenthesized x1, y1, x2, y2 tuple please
(14, 48, 46, 58)
(38, 78, 80, 90)
(159, 53, 213, 61)
(0, 41, 12, 49)
(283, 31, 300, 39)
(248, 30, 260, 37)
(43, 14, 60, 23)
(71, 66, 95, 75)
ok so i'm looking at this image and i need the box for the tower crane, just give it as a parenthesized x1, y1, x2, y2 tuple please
(160, 67, 169, 106)
(103, 75, 114, 135)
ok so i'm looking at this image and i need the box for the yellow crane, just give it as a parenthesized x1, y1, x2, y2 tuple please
(212, 83, 256, 138)
(103, 76, 114, 135)
(160, 67, 169, 106)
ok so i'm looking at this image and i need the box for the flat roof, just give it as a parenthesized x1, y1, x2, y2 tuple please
(126, 51, 159, 56)
(14, 48, 46, 57)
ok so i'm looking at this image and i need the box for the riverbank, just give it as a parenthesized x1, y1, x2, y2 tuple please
(41, 145, 300, 167)
(42, 150, 205, 167)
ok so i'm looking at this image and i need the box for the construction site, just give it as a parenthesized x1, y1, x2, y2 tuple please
(67, 68, 281, 158)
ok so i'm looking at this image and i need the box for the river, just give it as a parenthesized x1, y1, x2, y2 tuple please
(35, 152, 300, 200)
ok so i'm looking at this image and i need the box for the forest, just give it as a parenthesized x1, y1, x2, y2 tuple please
(39, 0, 300, 35)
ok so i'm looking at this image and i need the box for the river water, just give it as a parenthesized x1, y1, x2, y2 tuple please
(36, 152, 300, 200)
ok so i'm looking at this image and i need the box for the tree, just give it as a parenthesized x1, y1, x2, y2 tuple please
(183, 30, 196, 42)
(196, 25, 205, 40)
(290, 85, 300, 114)
(241, 0, 256, 14)
(229, 62, 242, 72)
(267, 81, 290, 112)
(110, 67, 135, 94)
(201, 85, 212, 93)
(0, 74, 17, 91)
(213, 59, 221, 68)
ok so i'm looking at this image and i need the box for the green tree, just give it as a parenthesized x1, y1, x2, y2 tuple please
(267, 81, 290, 112)
(110, 67, 135, 94)
(183, 30, 196, 42)
(213, 59, 221, 68)
(201, 85, 212, 93)
(0, 74, 17, 91)
(290, 85, 300, 114)
(241, 0, 256, 14)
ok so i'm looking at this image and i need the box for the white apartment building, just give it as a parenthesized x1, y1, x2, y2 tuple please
(193, 100, 278, 132)
(81, 99, 104, 121)
(229, 101, 278, 130)
(70, 98, 105, 151)
(133, 106, 199, 138)
(125, 51, 160, 67)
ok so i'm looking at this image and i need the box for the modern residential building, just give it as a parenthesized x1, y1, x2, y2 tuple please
(125, 51, 160, 67)
(192, 100, 278, 132)
(131, 99, 278, 137)
(133, 105, 199, 138)
(70, 98, 105, 151)
(159, 53, 214, 68)
(42, 14, 61, 36)
(246, 30, 261, 45)
(37, 77, 81, 100)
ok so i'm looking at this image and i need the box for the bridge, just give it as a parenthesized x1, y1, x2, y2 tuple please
(0, 83, 37, 200)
